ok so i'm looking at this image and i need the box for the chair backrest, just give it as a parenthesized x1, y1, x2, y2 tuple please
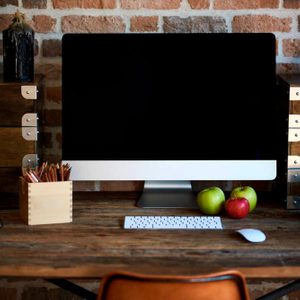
(97, 270, 250, 300)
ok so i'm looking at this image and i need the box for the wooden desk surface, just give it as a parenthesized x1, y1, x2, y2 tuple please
(0, 192, 299, 279)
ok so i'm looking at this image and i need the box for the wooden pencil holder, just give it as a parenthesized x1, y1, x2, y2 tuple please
(19, 177, 72, 225)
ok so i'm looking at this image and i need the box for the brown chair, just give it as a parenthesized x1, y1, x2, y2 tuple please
(97, 270, 250, 300)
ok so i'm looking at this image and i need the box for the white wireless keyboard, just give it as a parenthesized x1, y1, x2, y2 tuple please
(124, 216, 223, 230)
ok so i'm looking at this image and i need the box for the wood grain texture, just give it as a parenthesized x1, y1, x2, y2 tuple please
(19, 178, 73, 225)
(0, 192, 299, 279)
(0, 75, 44, 206)
(289, 75, 300, 157)
(279, 74, 300, 197)
(0, 128, 35, 167)
(0, 75, 44, 127)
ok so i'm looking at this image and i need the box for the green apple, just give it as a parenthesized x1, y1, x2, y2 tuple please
(196, 187, 225, 215)
(230, 186, 257, 212)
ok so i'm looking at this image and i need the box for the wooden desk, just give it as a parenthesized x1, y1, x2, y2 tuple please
(0, 192, 299, 280)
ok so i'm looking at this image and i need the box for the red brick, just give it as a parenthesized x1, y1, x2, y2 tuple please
(100, 181, 144, 191)
(36, 63, 62, 80)
(41, 109, 62, 126)
(121, 0, 181, 9)
(163, 16, 227, 33)
(23, 0, 47, 8)
(32, 15, 56, 33)
(46, 86, 62, 104)
(247, 280, 292, 300)
(62, 15, 125, 33)
(42, 154, 63, 164)
(283, 0, 300, 8)
(232, 15, 291, 32)
(52, 0, 116, 9)
(277, 63, 300, 74)
(188, 0, 210, 9)
(56, 132, 62, 149)
(0, 288, 17, 300)
(73, 181, 100, 191)
(0, 14, 13, 31)
(283, 39, 300, 57)
(40, 132, 53, 148)
(288, 288, 300, 299)
(214, 0, 279, 9)
(22, 287, 82, 300)
(42, 39, 62, 57)
(0, 0, 17, 6)
(130, 16, 158, 32)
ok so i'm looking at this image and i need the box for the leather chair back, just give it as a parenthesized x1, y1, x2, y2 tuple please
(97, 270, 250, 300)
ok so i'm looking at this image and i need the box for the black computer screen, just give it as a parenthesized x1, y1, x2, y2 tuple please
(62, 33, 280, 161)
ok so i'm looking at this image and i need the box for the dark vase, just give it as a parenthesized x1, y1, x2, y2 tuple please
(3, 11, 34, 82)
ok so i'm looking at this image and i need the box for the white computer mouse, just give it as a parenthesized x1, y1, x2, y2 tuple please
(236, 228, 266, 243)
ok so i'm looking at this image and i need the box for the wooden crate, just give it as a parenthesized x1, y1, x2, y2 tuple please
(278, 74, 300, 209)
(19, 177, 72, 225)
(0, 75, 44, 208)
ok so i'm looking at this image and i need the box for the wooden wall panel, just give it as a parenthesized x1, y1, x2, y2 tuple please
(0, 76, 44, 208)
(281, 75, 300, 198)
(0, 128, 35, 168)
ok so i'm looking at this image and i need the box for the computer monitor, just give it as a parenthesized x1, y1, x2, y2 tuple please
(62, 33, 287, 207)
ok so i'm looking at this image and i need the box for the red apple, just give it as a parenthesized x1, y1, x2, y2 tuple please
(230, 186, 257, 212)
(225, 197, 250, 219)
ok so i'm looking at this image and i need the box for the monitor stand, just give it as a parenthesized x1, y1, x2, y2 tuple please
(136, 180, 198, 208)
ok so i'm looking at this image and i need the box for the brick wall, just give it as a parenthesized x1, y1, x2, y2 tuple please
(0, 0, 300, 165)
